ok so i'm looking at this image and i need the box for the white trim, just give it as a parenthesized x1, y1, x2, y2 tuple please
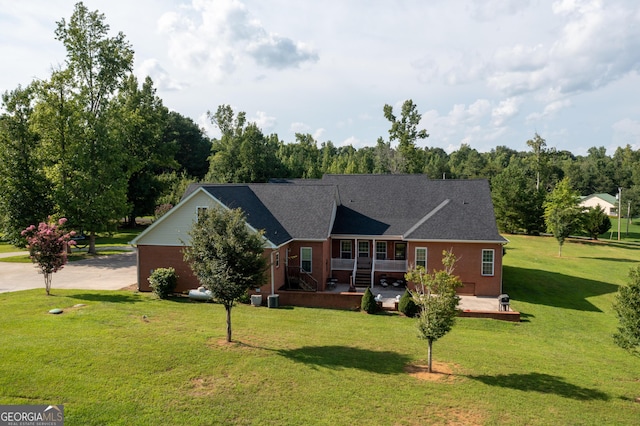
(481, 249, 495, 276)
(300, 247, 312, 273)
(340, 240, 352, 259)
(415, 246, 427, 269)
(403, 238, 508, 245)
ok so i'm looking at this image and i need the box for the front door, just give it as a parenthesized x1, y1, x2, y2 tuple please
(358, 240, 370, 258)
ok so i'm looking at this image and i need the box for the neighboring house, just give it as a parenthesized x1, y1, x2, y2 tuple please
(131, 174, 508, 306)
(580, 193, 618, 216)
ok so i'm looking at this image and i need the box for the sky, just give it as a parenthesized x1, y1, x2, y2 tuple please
(1, 0, 640, 155)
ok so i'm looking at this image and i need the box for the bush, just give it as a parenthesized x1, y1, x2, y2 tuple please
(148, 267, 178, 299)
(361, 288, 379, 314)
(398, 289, 419, 317)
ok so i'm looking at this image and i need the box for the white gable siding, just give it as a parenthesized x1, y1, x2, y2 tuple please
(580, 197, 616, 216)
(134, 191, 221, 246)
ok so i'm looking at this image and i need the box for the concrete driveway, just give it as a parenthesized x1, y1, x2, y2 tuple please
(0, 250, 137, 294)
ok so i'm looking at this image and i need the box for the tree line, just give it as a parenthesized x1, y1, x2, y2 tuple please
(2, 2, 638, 249)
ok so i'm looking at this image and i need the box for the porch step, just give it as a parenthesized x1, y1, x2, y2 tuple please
(354, 270, 371, 287)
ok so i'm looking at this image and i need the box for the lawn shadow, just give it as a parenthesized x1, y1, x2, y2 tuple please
(467, 372, 609, 401)
(68, 292, 142, 303)
(277, 345, 411, 374)
(504, 266, 618, 312)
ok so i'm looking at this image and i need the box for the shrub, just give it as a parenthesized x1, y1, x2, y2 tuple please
(148, 267, 178, 299)
(398, 289, 419, 317)
(361, 288, 379, 314)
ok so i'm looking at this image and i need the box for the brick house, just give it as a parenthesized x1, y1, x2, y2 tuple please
(131, 174, 507, 304)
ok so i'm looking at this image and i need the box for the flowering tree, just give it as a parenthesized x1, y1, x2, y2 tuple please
(21, 218, 76, 295)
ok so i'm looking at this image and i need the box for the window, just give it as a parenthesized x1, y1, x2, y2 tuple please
(415, 247, 427, 269)
(376, 242, 387, 260)
(196, 206, 208, 222)
(301, 247, 312, 273)
(340, 240, 352, 259)
(275, 252, 280, 268)
(482, 249, 495, 276)
(358, 241, 370, 258)
(395, 243, 406, 260)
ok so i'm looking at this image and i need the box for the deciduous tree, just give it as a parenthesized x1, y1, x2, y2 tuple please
(405, 250, 462, 373)
(183, 208, 267, 342)
(582, 206, 611, 240)
(544, 178, 583, 256)
(0, 85, 53, 244)
(50, 2, 134, 253)
(383, 99, 428, 174)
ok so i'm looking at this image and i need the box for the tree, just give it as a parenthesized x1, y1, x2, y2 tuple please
(0, 85, 53, 245)
(21, 218, 76, 295)
(48, 2, 134, 253)
(361, 287, 380, 314)
(491, 163, 545, 234)
(613, 266, 640, 356)
(582, 206, 611, 240)
(526, 133, 547, 191)
(164, 111, 211, 180)
(544, 178, 583, 256)
(183, 207, 267, 342)
(383, 99, 429, 174)
(207, 105, 284, 182)
(405, 250, 462, 373)
(112, 75, 176, 226)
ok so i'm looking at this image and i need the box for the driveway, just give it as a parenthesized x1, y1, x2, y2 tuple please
(0, 250, 137, 294)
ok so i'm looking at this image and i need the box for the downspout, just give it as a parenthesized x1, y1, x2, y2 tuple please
(270, 250, 275, 296)
(371, 238, 376, 289)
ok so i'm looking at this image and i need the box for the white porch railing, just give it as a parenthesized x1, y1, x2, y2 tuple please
(331, 258, 355, 270)
(374, 259, 407, 272)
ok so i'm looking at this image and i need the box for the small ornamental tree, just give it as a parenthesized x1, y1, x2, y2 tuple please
(613, 266, 640, 356)
(398, 289, 419, 317)
(361, 287, 379, 314)
(21, 218, 76, 295)
(183, 207, 267, 342)
(405, 250, 462, 373)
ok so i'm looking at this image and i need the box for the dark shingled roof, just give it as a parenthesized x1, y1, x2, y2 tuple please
(186, 174, 506, 245)
(187, 183, 337, 246)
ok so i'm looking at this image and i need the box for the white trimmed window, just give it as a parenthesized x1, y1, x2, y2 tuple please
(196, 206, 208, 222)
(340, 240, 352, 259)
(376, 242, 387, 260)
(301, 247, 312, 273)
(482, 249, 495, 276)
(415, 247, 427, 269)
(275, 252, 280, 268)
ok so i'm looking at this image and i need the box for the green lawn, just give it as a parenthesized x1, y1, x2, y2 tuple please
(1, 235, 639, 425)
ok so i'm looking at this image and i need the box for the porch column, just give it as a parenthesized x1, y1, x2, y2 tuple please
(371, 238, 376, 289)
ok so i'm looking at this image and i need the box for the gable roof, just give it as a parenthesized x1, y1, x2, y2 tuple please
(189, 183, 338, 246)
(135, 174, 506, 247)
(580, 193, 617, 206)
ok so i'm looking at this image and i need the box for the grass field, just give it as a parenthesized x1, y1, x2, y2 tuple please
(0, 234, 639, 425)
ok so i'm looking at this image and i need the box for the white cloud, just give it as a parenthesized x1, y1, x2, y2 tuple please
(250, 110, 277, 132)
(136, 59, 186, 91)
(491, 97, 521, 126)
(289, 122, 309, 133)
(612, 118, 640, 149)
(157, 0, 318, 81)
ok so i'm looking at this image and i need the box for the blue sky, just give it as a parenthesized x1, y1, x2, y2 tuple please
(1, 0, 640, 155)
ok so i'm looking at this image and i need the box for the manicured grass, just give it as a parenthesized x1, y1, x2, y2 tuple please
(1, 235, 639, 424)
(0, 250, 132, 263)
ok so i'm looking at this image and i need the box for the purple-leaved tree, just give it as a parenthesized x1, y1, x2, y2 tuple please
(21, 218, 76, 295)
